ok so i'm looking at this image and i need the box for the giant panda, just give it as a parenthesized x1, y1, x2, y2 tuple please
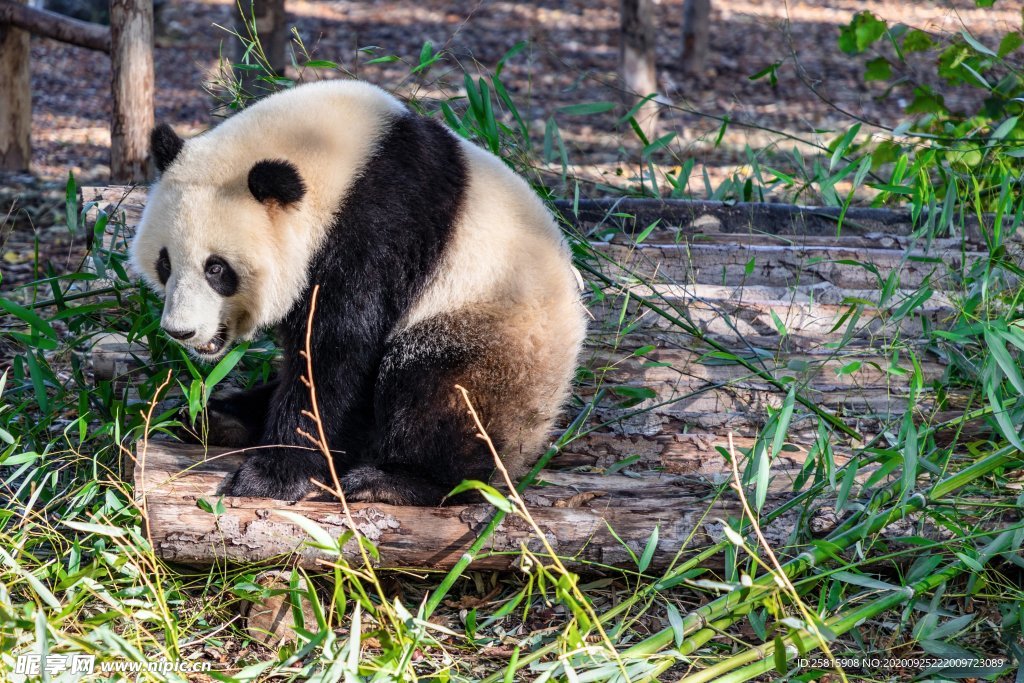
(129, 80, 587, 505)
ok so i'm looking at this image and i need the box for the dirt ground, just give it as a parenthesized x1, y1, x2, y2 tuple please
(20, 0, 1022, 180)
(0, 0, 1019, 277)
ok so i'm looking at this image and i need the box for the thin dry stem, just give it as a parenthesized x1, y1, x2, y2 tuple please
(297, 284, 391, 626)
(126, 369, 178, 647)
(131, 370, 173, 535)
(726, 432, 847, 683)
(454, 384, 627, 678)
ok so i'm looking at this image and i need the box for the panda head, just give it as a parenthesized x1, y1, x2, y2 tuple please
(129, 123, 309, 361)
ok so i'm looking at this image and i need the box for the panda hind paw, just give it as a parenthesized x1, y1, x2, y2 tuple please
(218, 455, 322, 501)
(341, 465, 450, 506)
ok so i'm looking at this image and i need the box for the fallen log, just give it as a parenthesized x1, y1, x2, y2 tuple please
(554, 198, 989, 245)
(137, 442, 958, 571)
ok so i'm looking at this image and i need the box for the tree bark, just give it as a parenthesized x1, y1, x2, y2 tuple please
(0, 0, 110, 52)
(132, 444, 813, 571)
(680, 0, 711, 75)
(134, 442, 977, 571)
(109, 0, 153, 183)
(619, 0, 659, 140)
(0, 0, 30, 171)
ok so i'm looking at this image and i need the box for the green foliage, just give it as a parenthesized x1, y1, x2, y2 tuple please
(836, 3, 1024, 211)
(4, 9, 1024, 681)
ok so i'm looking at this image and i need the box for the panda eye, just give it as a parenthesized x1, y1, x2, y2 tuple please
(156, 248, 171, 285)
(204, 255, 239, 297)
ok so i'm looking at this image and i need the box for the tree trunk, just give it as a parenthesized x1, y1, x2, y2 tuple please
(0, 0, 31, 172)
(619, 0, 658, 140)
(680, 0, 711, 75)
(109, 0, 153, 183)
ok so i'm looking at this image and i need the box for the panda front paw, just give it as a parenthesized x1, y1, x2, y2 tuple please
(218, 452, 327, 501)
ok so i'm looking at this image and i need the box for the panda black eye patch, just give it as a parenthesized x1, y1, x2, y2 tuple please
(204, 255, 239, 297)
(156, 248, 171, 285)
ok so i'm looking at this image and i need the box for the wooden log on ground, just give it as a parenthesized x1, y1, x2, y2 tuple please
(554, 198, 991, 247)
(595, 241, 976, 290)
(587, 282, 953, 352)
(136, 442, 936, 571)
(0, 0, 110, 52)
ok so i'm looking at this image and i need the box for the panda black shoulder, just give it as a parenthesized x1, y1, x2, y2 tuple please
(277, 111, 468, 354)
(316, 111, 467, 268)
(353, 112, 468, 222)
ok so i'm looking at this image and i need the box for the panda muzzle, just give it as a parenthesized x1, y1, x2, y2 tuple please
(194, 325, 229, 356)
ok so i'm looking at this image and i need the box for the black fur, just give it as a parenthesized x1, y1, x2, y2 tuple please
(204, 255, 239, 297)
(151, 124, 184, 174)
(219, 113, 479, 503)
(204, 381, 279, 446)
(348, 310, 526, 505)
(248, 160, 307, 206)
(156, 247, 171, 285)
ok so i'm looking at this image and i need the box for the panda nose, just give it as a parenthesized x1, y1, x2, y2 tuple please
(163, 326, 196, 341)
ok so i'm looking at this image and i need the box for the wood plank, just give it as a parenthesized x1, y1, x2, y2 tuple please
(594, 242, 975, 290)
(589, 283, 952, 350)
(554, 198, 990, 246)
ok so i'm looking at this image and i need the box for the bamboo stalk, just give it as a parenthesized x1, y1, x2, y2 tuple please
(487, 447, 1019, 683)
(679, 530, 1017, 683)
(618, 444, 1020, 661)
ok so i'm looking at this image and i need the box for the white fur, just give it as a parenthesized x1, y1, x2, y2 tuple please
(131, 81, 403, 354)
(131, 79, 585, 386)
(400, 139, 588, 438)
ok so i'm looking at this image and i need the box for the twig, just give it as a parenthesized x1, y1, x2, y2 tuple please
(294, 284, 390, 629)
(722, 432, 848, 683)
(455, 384, 628, 681)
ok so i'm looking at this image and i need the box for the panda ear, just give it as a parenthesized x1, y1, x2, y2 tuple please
(248, 160, 306, 207)
(151, 124, 184, 174)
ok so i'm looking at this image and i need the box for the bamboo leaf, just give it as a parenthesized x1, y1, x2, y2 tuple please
(986, 384, 1024, 451)
(774, 634, 788, 673)
(63, 520, 127, 537)
(663, 601, 685, 647)
(0, 298, 58, 340)
(203, 342, 250, 404)
(638, 525, 659, 573)
(960, 28, 996, 56)
(449, 480, 513, 512)
(558, 102, 616, 116)
(276, 510, 339, 551)
(987, 329, 1024, 395)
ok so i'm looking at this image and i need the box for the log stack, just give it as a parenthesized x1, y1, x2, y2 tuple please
(83, 186, 973, 571)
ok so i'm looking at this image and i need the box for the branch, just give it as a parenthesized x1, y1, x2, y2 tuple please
(0, 0, 110, 53)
